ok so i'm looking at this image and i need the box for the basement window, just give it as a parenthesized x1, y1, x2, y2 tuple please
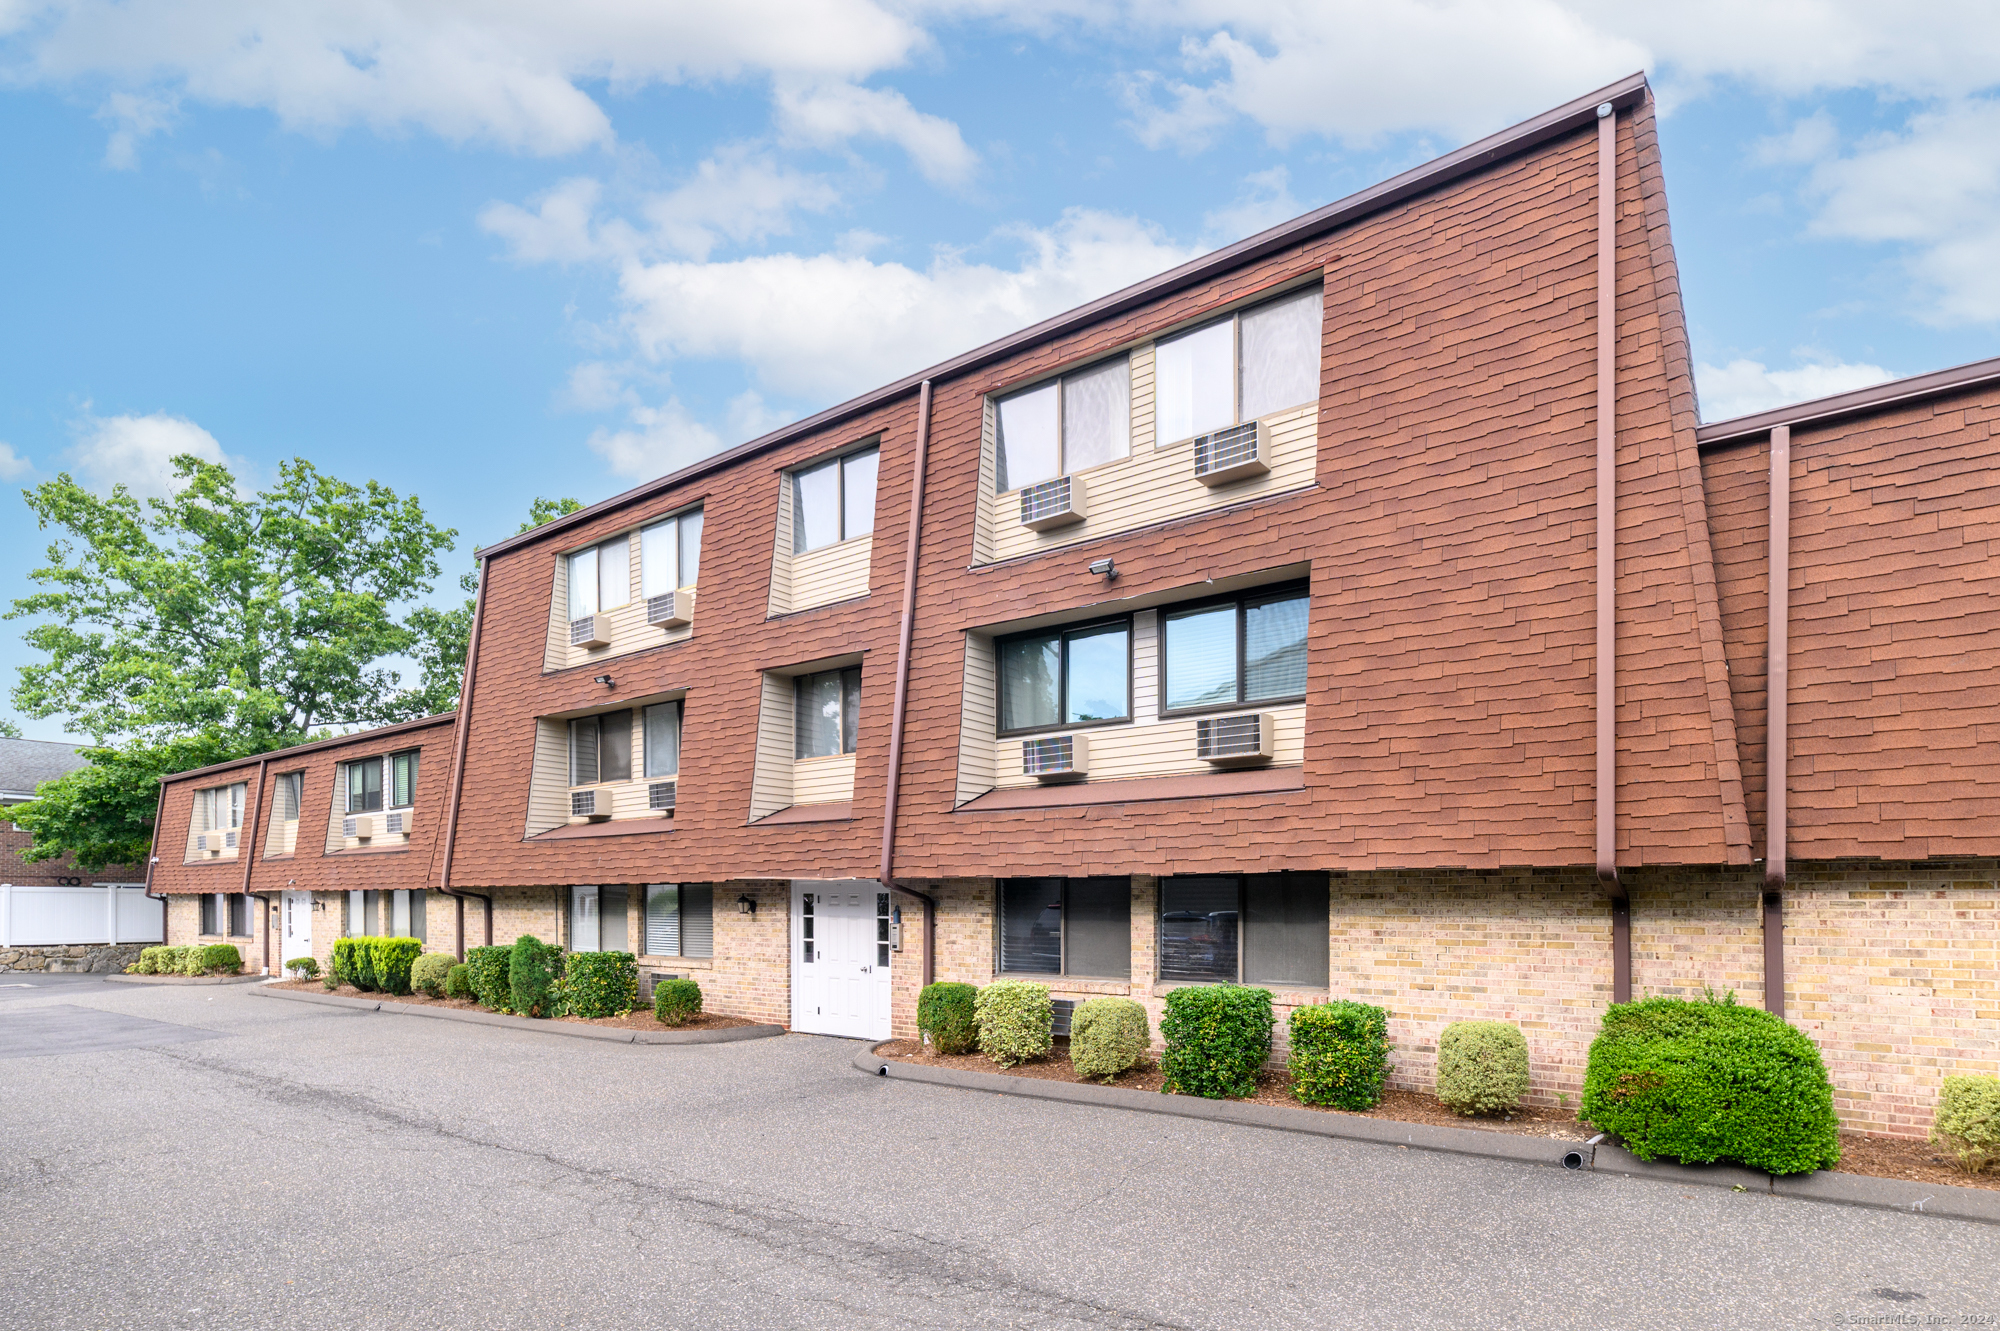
(1158, 873, 1328, 987)
(645, 884, 713, 959)
(997, 877, 1131, 980)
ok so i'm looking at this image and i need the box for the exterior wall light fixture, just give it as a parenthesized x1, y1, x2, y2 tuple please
(1088, 558, 1117, 580)
(736, 894, 757, 915)
(593, 674, 613, 687)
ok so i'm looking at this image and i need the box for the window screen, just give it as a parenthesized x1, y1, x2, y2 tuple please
(681, 885, 713, 958)
(995, 382, 1058, 492)
(842, 448, 878, 541)
(641, 519, 678, 599)
(1155, 319, 1234, 446)
(998, 878, 1061, 974)
(679, 509, 703, 586)
(200, 893, 221, 935)
(795, 668, 860, 758)
(276, 773, 302, 820)
(347, 760, 383, 813)
(1159, 874, 1327, 986)
(599, 536, 630, 611)
(997, 877, 1129, 978)
(570, 885, 600, 952)
(994, 358, 1132, 492)
(346, 890, 363, 937)
(598, 710, 632, 783)
(229, 893, 254, 937)
(390, 752, 417, 808)
(407, 889, 427, 945)
(644, 702, 681, 779)
(1154, 286, 1322, 446)
(569, 716, 598, 786)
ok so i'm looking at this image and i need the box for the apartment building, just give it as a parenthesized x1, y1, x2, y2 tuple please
(151, 73, 2000, 1138)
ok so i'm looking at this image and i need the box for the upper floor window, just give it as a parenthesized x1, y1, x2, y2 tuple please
(643, 701, 681, 778)
(274, 772, 303, 821)
(569, 709, 632, 786)
(997, 619, 1130, 734)
(793, 447, 878, 553)
(345, 751, 418, 814)
(197, 783, 246, 830)
(640, 508, 703, 598)
(795, 667, 861, 758)
(566, 537, 631, 620)
(1162, 586, 1309, 714)
(994, 357, 1131, 493)
(1155, 286, 1321, 448)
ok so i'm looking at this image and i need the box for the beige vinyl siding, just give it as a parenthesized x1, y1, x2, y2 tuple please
(955, 633, 998, 806)
(322, 777, 348, 852)
(977, 396, 1316, 566)
(263, 811, 299, 858)
(766, 474, 794, 618)
(793, 752, 856, 805)
(748, 674, 796, 820)
(991, 702, 1305, 789)
(526, 709, 672, 836)
(970, 401, 998, 565)
(786, 535, 872, 613)
(1129, 342, 1156, 453)
(1131, 610, 1159, 724)
(545, 529, 695, 671)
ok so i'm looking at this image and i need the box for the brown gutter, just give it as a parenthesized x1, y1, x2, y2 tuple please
(879, 379, 939, 987)
(162, 711, 456, 785)
(1763, 425, 1791, 1015)
(437, 555, 492, 960)
(239, 758, 270, 972)
(1594, 101, 1630, 1003)
(1697, 351, 2000, 449)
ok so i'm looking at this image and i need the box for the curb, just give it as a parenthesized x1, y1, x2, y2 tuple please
(105, 973, 266, 986)
(250, 985, 785, 1045)
(852, 1045, 2000, 1225)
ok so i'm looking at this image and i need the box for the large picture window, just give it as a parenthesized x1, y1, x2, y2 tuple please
(566, 536, 631, 620)
(640, 508, 703, 598)
(1154, 286, 1321, 447)
(1162, 586, 1309, 714)
(793, 447, 878, 553)
(997, 877, 1131, 979)
(795, 668, 861, 759)
(996, 619, 1131, 734)
(1158, 873, 1328, 987)
(994, 357, 1131, 493)
(570, 710, 633, 786)
(645, 884, 714, 958)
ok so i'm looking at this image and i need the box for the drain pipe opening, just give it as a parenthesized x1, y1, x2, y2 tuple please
(1562, 1150, 1587, 1171)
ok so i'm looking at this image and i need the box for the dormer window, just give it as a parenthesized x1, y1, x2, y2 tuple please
(994, 357, 1131, 492)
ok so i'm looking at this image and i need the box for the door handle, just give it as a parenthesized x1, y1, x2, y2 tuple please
(860, 966, 870, 974)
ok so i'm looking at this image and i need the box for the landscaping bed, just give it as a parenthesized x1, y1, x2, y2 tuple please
(266, 979, 759, 1031)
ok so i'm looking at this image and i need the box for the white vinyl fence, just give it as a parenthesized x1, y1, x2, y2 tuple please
(0, 883, 164, 947)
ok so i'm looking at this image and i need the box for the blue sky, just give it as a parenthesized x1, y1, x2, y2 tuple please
(5, 3, 2000, 742)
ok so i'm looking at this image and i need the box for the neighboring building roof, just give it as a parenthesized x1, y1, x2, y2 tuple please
(159, 712, 459, 786)
(0, 737, 89, 803)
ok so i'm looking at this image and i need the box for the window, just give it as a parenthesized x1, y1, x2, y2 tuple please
(643, 702, 681, 779)
(566, 537, 631, 620)
(644, 884, 713, 958)
(346, 758, 383, 813)
(994, 357, 1131, 493)
(996, 619, 1130, 734)
(793, 447, 878, 553)
(1162, 586, 1309, 714)
(997, 878, 1131, 979)
(391, 889, 427, 942)
(200, 893, 222, 935)
(640, 508, 704, 598)
(1158, 873, 1328, 987)
(199, 783, 246, 829)
(570, 886, 629, 953)
(795, 667, 861, 759)
(1154, 286, 1321, 447)
(275, 772, 303, 821)
(390, 751, 418, 809)
(229, 894, 254, 937)
(570, 710, 633, 786)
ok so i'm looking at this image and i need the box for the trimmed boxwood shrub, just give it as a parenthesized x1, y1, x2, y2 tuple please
(916, 982, 978, 1054)
(410, 952, 455, 998)
(508, 935, 564, 1018)
(653, 978, 703, 1026)
(467, 944, 514, 1011)
(976, 980, 1053, 1068)
(133, 946, 173, 975)
(445, 963, 474, 1000)
(1436, 1020, 1530, 1116)
(179, 943, 241, 976)
(1289, 1000, 1391, 1109)
(1580, 993, 1840, 1175)
(565, 951, 638, 1018)
(369, 938, 423, 996)
(284, 955, 320, 979)
(1931, 1074, 2000, 1175)
(1162, 985, 1273, 1100)
(1070, 997, 1150, 1083)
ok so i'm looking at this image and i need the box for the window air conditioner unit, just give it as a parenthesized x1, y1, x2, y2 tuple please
(1196, 712, 1275, 766)
(648, 781, 677, 813)
(346, 813, 380, 842)
(197, 830, 226, 854)
(1019, 475, 1087, 530)
(384, 809, 411, 838)
(223, 828, 238, 850)
(646, 590, 693, 630)
(569, 786, 615, 824)
(1192, 421, 1270, 486)
(569, 613, 612, 649)
(1022, 733, 1088, 781)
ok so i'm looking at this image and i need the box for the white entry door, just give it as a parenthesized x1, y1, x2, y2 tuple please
(791, 880, 891, 1039)
(281, 891, 312, 966)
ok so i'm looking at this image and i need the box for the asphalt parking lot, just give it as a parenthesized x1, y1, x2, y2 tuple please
(1, 980, 1993, 1330)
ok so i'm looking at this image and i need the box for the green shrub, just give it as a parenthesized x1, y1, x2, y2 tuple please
(284, 956, 320, 979)
(1070, 997, 1151, 1082)
(331, 938, 356, 988)
(369, 938, 423, 996)
(177, 945, 206, 977)
(1435, 1020, 1530, 1116)
(1289, 1000, 1391, 1110)
(1931, 1075, 2000, 1175)
(975, 980, 1053, 1068)
(653, 978, 703, 1026)
(916, 982, 978, 1054)
(467, 944, 514, 1011)
(445, 963, 473, 1000)
(321, 969, 338, 990)
(410, 952, 455, 998)
(565, 952, 638, 1018)
(508, 935, 564, 1018)
(1580, 993, 1840, 1175)
(203, 943, 242, 974)
(134, 946, 170, 975)
(1161, 986, 1274, 1099)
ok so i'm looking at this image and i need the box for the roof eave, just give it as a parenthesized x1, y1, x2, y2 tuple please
(158, 712, 460, 786)
(1696, 352, 2000, 449)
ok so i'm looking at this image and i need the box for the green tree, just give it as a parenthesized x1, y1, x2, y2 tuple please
(0, 717, 19, 739)
(9, 734, 247, 872)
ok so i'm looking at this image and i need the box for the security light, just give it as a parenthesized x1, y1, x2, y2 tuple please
(1088, 558, 1117, 580)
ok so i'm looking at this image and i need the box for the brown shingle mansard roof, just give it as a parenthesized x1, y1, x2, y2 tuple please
(158, 712, 457, 785)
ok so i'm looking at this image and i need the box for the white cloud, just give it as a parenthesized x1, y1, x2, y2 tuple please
(93, 89, 175, 168)
(0, 441, 32, 479)
(1201, 166, 1303, 245)
(773, 80, 978, 186)
(586, 397, 723, 480)
(1695, 357, 1895, 422)
(614, 207, 1202, 401)
(65, 411, 243, 498)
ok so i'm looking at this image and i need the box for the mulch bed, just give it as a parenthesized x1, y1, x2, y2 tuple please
(265, 979, 760, 1030)
(877, 1040, 2000, 1190)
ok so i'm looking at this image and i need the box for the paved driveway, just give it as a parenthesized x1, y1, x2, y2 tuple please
(0, 984, 1992, 1330)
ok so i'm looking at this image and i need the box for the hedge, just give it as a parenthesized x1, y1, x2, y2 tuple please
(508, 935, 564, 1018)
(653, 978, 702, 1026)
(916, 982, 978, 1055)
(975, 980, 1052, 1068)
(1161, 986, 1273, 1100)
(1070, 997, 1150, 1083)
(1931, 1075, 2000, 1175)
(180, 943, 241, 977)
(467, 944, 514, 1011)
(410, 952, 455, 998)
(284, 955, 320, 979)
(370, 938, 423, 996)
(564, 951, 638, 1019)
(1287, 1000, 1391, 1110)
(1435, 1020, 1529, 1116)
(445, 963, 474, 1000)
(1580, 993, 1840, 1175)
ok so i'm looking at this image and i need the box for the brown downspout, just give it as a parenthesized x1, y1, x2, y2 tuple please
(1763, 425, 1791, 1016)
(880, 379, 938, 987)
(1594, 101, 1630, 1003)
(239, 758, 270, 972)
(438, 555, 493, 960)
(142, 781, 168, 936)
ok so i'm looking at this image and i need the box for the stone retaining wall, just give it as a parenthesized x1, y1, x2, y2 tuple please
(0, 943, 145, 973)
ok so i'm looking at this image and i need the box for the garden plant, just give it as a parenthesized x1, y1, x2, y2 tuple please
(1435, 1020, 1530, 1115)
(1070, 997, 1150, 1082)
(1161, 985, 1273, 1100)
(916, 981, 978, 1054)
(975, 980, 1053, 1068)
(1288, 999, 1391, 1110)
